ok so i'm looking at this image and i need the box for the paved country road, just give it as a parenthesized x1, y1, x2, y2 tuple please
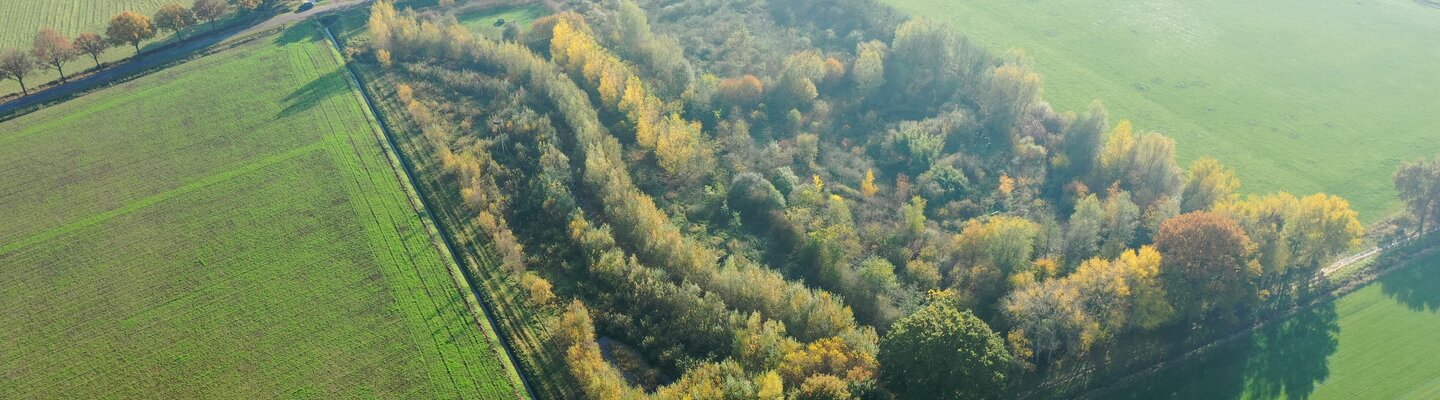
(0, 0, 370, 118)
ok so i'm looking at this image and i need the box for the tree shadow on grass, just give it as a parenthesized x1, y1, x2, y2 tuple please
(1110, 302, 1339, 399)
(1110, 332, 1250, 399)
(1244, 302, 1340, 399)
(275, 24, 322, 46)
(1380, 254, 1440, 313)
(279, 70, 346, 119)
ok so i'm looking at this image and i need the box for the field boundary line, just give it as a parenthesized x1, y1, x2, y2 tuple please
(320, 23, 534, 399)
(0, 142, 323, 256)
(297, 38, 485, 393)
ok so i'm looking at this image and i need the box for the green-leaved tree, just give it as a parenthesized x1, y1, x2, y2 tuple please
(880, 291, 1014, 400)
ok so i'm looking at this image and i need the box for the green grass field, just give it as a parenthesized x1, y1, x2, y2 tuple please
(0, 24, 523, 398)
(883, 0, 1440, 222)
(456, 4, 548, 39)
(0, 0, 198, 97)
(1110, 250, 1440, 399)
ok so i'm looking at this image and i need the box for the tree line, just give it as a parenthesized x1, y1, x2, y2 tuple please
(0, 0, 257, 96)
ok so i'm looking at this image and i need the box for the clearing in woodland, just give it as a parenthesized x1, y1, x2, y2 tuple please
(0, 23, 524, 399)
(456, 4, 549, 39)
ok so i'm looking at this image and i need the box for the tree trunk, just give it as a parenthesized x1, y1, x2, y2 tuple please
(133, 42, 142, 54)
(91, 54, 100, 67)
(18, 78, 27, 96)
(57, 64, 65, 83)
(1421, 206, 1429, 238)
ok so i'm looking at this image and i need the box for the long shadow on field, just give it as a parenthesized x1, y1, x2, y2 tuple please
(1243, 303, 1340, 399)
(1112, 302, 1339, 399)
(275, 22, 322, 46)
(279, 70, 346, 118)
(1380, 255, 1440, 313)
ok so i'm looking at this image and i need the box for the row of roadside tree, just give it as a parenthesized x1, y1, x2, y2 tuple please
(0, 0, 268, 96)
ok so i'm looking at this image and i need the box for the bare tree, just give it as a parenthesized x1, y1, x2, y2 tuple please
(192, 0, 229, 25)
(1395, 156, 1440, 236)
(0, 49, 37, 95)
(32, 27, 78, 83)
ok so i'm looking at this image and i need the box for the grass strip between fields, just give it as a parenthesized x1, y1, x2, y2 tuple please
(319, 22, 533, 396)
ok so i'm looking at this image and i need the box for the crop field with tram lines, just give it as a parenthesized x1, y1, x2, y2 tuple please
(0, 23, 524, 399)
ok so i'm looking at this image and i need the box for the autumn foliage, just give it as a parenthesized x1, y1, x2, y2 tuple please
(357, 0, 1383, 397)
(551, 19, 715, 183)
(107, 11, 155, 53)
(717, 74, 765, 108)
(1156, 211, 1256, 322)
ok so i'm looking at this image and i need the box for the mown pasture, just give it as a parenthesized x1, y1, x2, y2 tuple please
(0, 24, 523, 398)
(1, 0, 201, 97)
(883, 0, 1440, 222)
(1109, 249, 1440, 399)
(455, 4, 548, 39)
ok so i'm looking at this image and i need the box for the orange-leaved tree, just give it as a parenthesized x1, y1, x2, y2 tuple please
(73, 32, 109, 66)
(1156, 211, 1257, 323)
(107, 11, 155, 54)
(32, 27, 77, 82)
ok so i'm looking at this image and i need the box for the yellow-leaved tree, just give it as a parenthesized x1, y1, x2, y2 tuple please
(1180, 157, 1241, 213)
(861, 169, 879, 197)
(551, 19, 714, 182)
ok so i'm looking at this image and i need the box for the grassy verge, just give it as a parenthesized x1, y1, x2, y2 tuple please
(320, 20, 533, 396)
(328, 7, 579, 398)
(352, 54, 580, 400)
